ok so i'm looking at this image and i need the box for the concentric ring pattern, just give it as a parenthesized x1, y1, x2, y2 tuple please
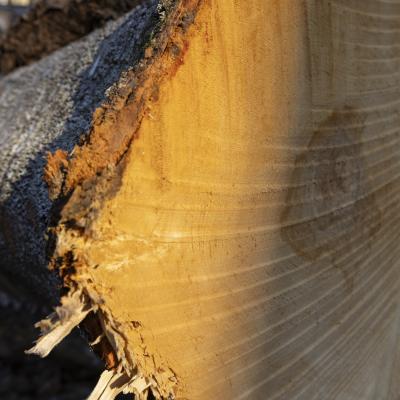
(78, 1, 400, 398)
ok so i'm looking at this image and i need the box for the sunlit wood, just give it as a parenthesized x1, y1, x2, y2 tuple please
(53, 0, 400, 399)
(1, 0, 399, 398)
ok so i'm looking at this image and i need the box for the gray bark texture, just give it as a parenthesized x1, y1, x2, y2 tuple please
(0, 2, 158, 398)
(0, 0, 157, 303)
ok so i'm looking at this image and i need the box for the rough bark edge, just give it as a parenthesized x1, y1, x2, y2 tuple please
(0, 0, 144, 75)
(30, 1, 203, 399)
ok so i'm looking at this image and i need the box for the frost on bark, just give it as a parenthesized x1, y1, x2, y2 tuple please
(1, 0, 400, 399)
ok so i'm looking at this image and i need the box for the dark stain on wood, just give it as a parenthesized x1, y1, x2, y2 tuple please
(281, 106, 383, 293)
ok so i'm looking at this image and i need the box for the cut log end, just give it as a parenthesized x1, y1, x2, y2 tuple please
(6, 0, 400, 399)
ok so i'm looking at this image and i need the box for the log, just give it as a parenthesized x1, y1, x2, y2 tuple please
(1, 0, 400, 399)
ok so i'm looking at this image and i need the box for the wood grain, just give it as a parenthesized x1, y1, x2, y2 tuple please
(45, 0, 400, 398)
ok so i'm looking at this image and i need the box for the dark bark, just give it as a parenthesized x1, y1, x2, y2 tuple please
(0, 8, 161, 397)
(0, 0, 158, 304)
(0, 1, 183, 398)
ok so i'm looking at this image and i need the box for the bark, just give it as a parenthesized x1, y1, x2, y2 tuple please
(0, 2, 159, 398)
(0, 0, 158, 303)
(1, 0, 400, 399)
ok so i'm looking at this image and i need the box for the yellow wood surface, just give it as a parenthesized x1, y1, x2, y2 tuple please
(62, 1, 400, 398)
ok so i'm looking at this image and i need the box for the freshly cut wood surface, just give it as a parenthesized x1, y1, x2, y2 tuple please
(50, 0, 400, 399)
(1, 0, 400, 399)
